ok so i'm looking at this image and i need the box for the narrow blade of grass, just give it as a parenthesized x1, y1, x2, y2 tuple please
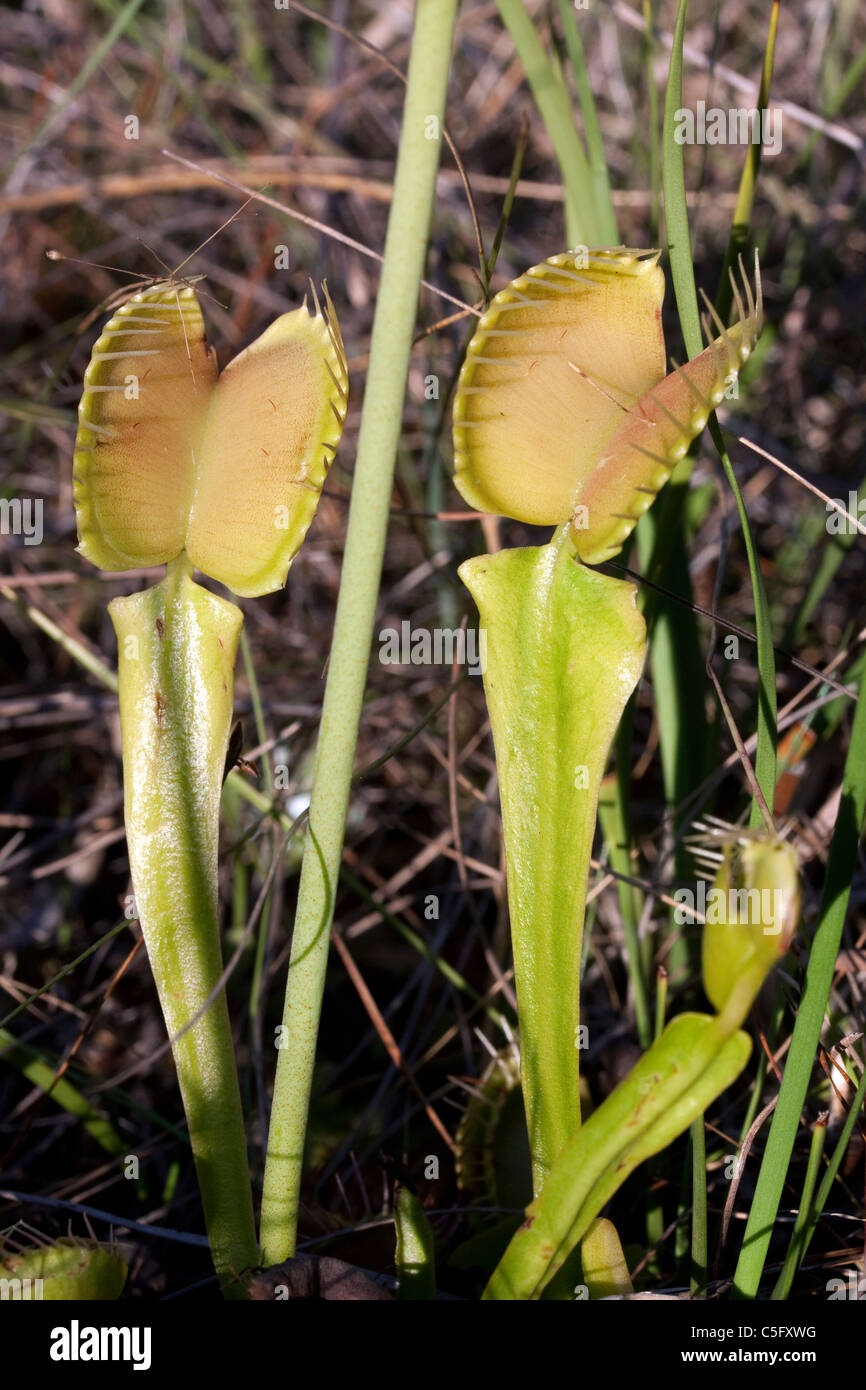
(4, 0, 148, 179)
(715, 0, 780, 322)
(494, 0, 599, 245)
(554, 0, 618, 245)
(708, 417, 778, 828)
(0, 1028, 126, 1157)
(662, 0, 700, 355)
(770, 1114, 827, 1300)
(642, 1, 661, 244)
(779, 1064, 866, 1289)
(732, 655, 866, 1297)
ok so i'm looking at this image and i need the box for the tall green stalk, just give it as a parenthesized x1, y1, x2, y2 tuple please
(259, 0, 460, 1264)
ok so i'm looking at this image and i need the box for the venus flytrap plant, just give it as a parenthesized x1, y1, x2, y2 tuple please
(73, 277, 348, 1292)
(455, 246, 763, 1198)
(0, 1231, 130, 1301)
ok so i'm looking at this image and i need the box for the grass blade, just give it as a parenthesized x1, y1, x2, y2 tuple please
(554, 0, 618, 244)
(662, 0, 700, 356)
(732, 655, 866, 1297)
(4, 0, 148, 179)
(715, 0, 780, 321)
(494, 0, 599, 245)
(770, 1113, 827, 1300)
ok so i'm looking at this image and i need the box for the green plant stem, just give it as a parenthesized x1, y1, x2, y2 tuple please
(598, 776, 650, 1048)
(639, 0, 706, 989)
(644, 965, 668, 1263)
(690, 1120, 707, 1295)
(654, 966, 668, 1039)
(258, 0, 459, 1265)
(787, 1066, 866, 1279)
(771, 1115, 827, 1300)
(109, 555, 257, 1294)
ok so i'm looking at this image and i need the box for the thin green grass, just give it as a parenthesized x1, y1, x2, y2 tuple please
(733, 653, 866, 1296)
(554, 0, 618, 245)
(494, 0, 599, 246)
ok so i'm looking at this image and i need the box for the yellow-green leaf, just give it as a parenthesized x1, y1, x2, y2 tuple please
(1, 1237, 129, 1300)
(74, 282, 348, 596)
(187, 289, 348, 596)
(452, 247, 762, 564)
(580, 1218, 633, 1299)
(108, 560, 258, 1285)
(485, 1012, 751, 1300)
(74, 285, 215, 570)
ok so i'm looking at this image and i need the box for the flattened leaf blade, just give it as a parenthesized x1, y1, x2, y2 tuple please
(485, 1013, 752, 1300)
(459, 541, 646, 1192)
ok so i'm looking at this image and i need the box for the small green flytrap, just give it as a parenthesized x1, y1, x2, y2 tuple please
(451, 247, 800, 1298)
(73, 277, 348, 1292)
(0, 1231, 129, 1300)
